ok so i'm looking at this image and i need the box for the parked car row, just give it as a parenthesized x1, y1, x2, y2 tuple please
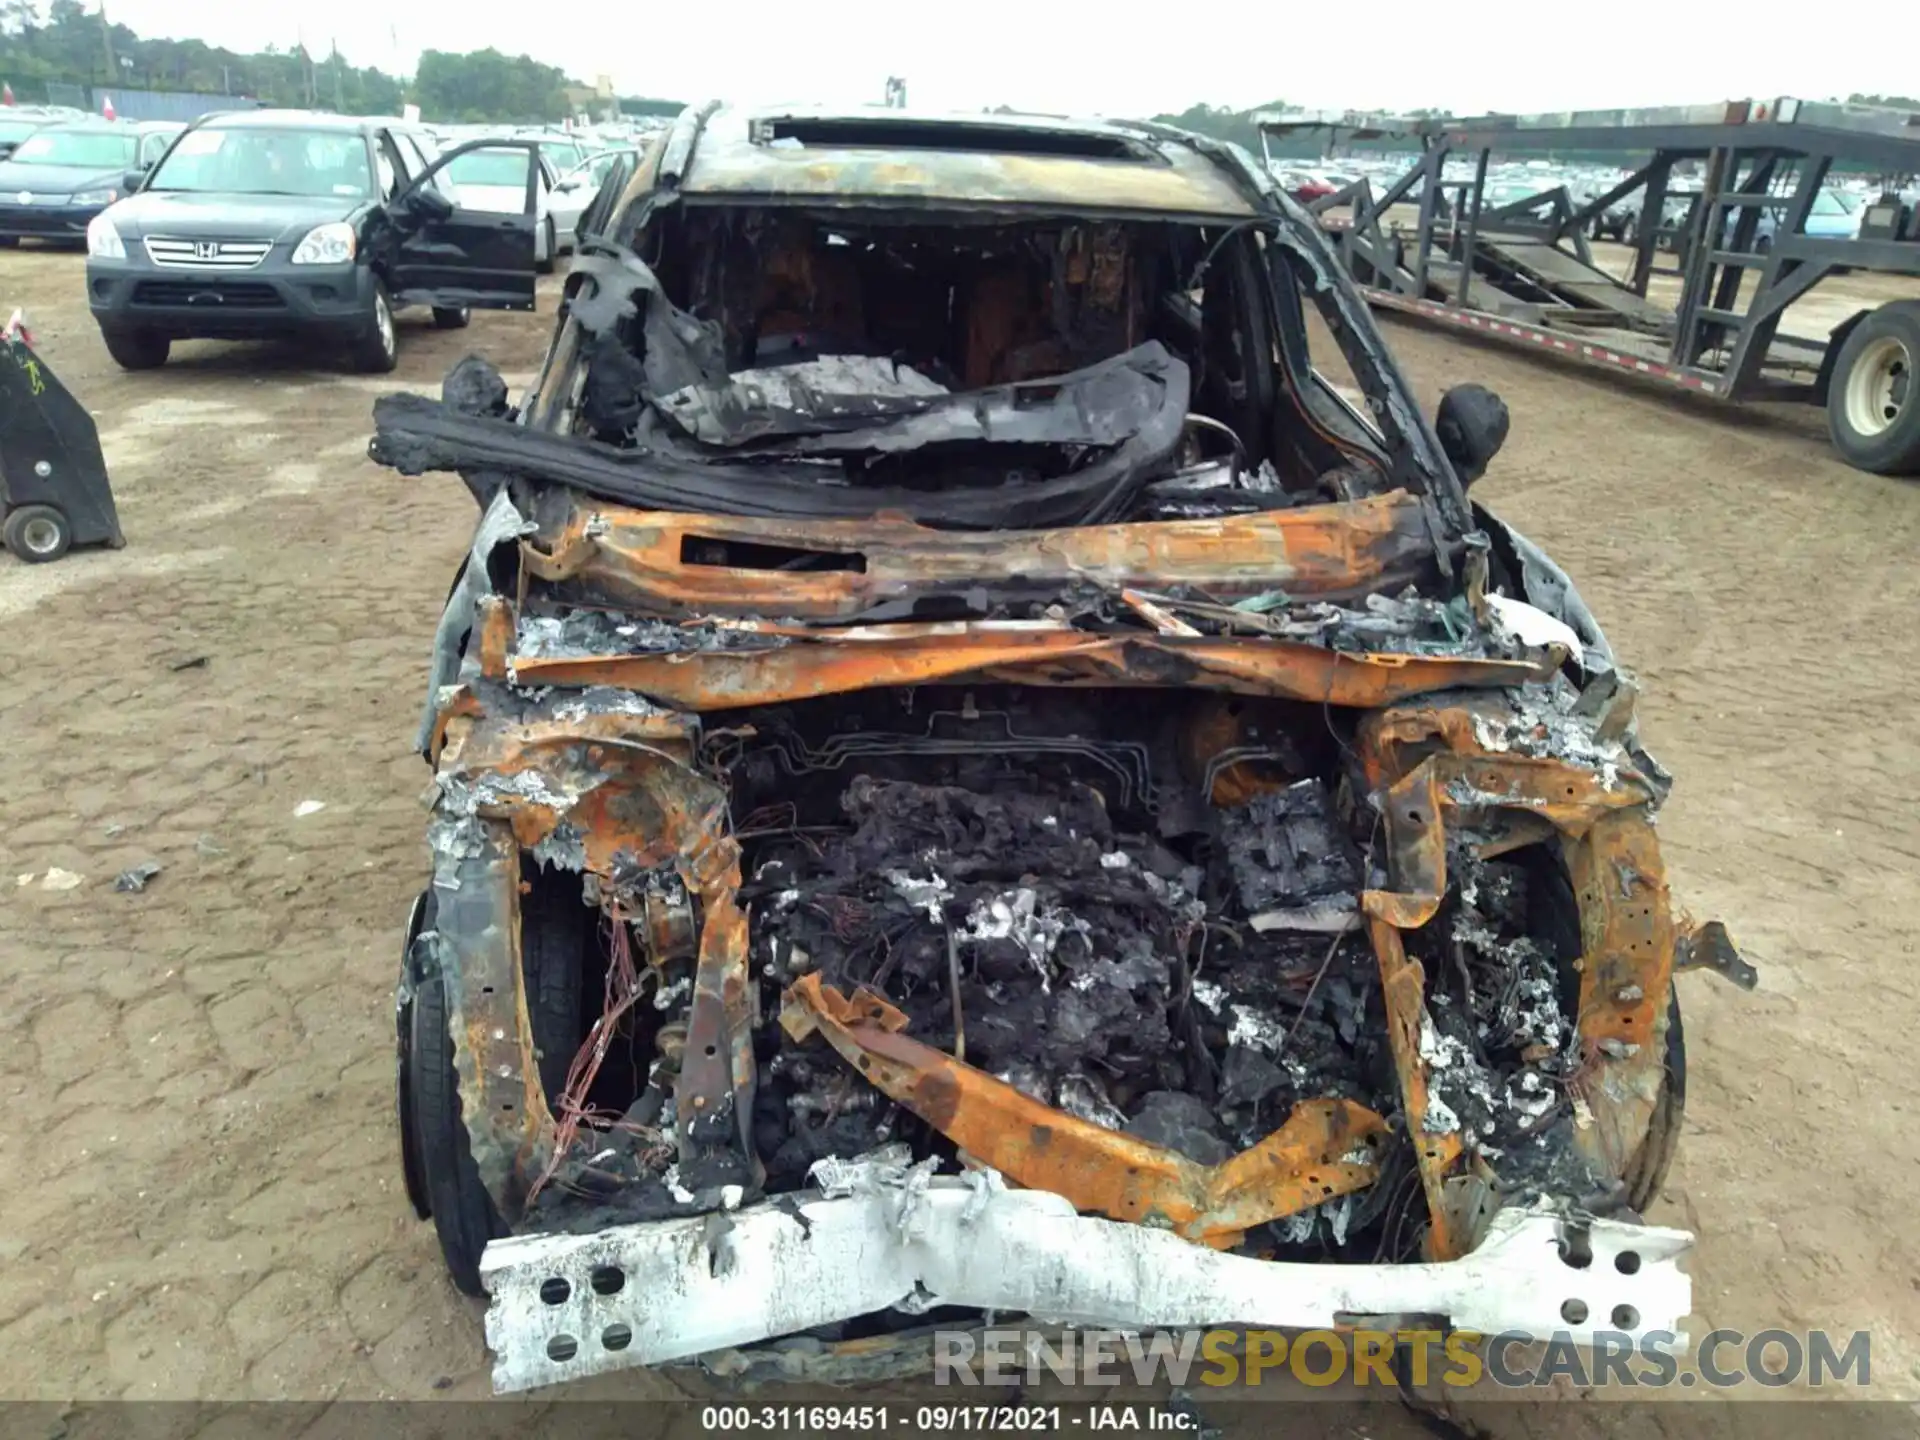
(0, 117, 183, 245)
(0, 106, 655, 375)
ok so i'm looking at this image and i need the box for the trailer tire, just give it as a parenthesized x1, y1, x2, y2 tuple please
(4, 504, 71, 563)
(102, 327, 168, 370)
(1827, 302, 1920, 474)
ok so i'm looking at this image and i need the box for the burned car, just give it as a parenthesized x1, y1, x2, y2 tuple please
(374, 104, 1750, 1393)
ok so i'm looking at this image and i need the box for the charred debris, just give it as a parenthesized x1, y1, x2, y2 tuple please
(385, 186, 1713, 1293)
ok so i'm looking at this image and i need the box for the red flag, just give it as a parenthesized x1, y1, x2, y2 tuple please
(101, 93, 116, 120)
(2, 83, 15, 106)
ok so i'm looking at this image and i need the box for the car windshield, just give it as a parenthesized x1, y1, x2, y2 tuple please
(146, 126, 373, 198)
(1813, 189, 1859, 216)
(10, 129, 134, 168)
(448, 150, 532, 187)
(0, 119, 44, 145)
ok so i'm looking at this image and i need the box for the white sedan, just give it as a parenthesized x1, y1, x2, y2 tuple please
(550, 147, 640, 249)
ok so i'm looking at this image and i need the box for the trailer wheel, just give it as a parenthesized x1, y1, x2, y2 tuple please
(4, 504, 71, 563)
(1828, 303, 1920, 474)
(102, 328, 169, 370)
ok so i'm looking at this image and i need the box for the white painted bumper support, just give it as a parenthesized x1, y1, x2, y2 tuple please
(481, 1171, 1692, 1394)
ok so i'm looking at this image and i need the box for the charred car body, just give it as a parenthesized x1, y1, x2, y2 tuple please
(375, 104, 1750, 1393)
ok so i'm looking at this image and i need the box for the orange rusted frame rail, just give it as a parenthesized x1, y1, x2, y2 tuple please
(782, 975, 1386, 1246)
(1355, 697, 1685, 1254)
(512, 630, 1548, 712)
(522, 492, 1438, 620)
(436, 706, 759, 1177)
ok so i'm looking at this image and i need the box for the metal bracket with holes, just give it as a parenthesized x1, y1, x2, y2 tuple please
(479, 1175, 1692, 1393)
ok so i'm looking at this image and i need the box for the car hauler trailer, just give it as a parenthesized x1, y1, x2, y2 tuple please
(1257, 99, 1920, 475)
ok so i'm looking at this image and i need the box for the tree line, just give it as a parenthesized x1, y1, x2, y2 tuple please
(0, 0, 681, 122)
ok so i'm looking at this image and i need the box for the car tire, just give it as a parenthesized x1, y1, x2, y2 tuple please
(535, 216, 556, 275)
(397, 873, 588, 1296)
(351, 280, 399, 374)
(408, 959, 505, 1296)
(432, 306, 471, 330)
(1828, 301, 1920, 474)
(1623, 988, 1686, 1214)
(4, 503, 71, 563)
(101, 327, 169, 370)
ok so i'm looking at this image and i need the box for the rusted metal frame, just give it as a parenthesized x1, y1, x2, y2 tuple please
(1354, 702, 1678, 1252)
(781, 976, 1387, 1246)
(433, 706, 761, 1202)
(1561, 813, 1675, 1184)
(510, 634, 1549, 712)
(520, 491, 1438, 620)
(431, 817, 555, 1214)
(1361, 759, 1462, 1258)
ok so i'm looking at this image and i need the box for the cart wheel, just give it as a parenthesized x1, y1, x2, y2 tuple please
(1828, 302, 1920, 474)
(4, 504, 71, 563)
(432, 306, 470, 330)
(101, 327, 169, 370)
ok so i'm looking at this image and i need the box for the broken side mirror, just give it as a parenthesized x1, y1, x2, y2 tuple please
(1435, 383, 1510, 486)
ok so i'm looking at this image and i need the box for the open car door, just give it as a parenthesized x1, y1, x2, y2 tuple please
(384, 139, 539, 312)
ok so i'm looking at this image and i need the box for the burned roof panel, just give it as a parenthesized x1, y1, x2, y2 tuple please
(675, 104, 1260, 219)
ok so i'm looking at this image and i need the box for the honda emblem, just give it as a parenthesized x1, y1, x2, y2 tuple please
(194, 240, 219, 260)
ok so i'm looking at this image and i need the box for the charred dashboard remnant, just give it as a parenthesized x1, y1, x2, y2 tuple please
(378, 104, 1749, 1394)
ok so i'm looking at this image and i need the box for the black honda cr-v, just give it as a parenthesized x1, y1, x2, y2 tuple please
(86, 109, 543, 372)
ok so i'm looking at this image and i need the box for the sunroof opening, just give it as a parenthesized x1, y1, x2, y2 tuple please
(752, 116, 1151, 162)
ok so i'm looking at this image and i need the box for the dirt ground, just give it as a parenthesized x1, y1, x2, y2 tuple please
(2, 237, 1918, 1419)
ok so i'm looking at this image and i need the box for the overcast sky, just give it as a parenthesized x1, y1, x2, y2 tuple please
(96, 0, 1909, 118)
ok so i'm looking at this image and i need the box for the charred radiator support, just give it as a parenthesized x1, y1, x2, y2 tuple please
(511, 628, 1549, 712)
(780, 974, 1388, 1245)
(1355, 697, 1702, 1255)
(518, 493, 1442, 620)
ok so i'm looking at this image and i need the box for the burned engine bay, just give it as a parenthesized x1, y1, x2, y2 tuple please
(385, 146, 1748, 1388)
(525, 683, 1626, 1260)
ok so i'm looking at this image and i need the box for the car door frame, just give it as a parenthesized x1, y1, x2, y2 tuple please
(376, 137, 541, 313)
